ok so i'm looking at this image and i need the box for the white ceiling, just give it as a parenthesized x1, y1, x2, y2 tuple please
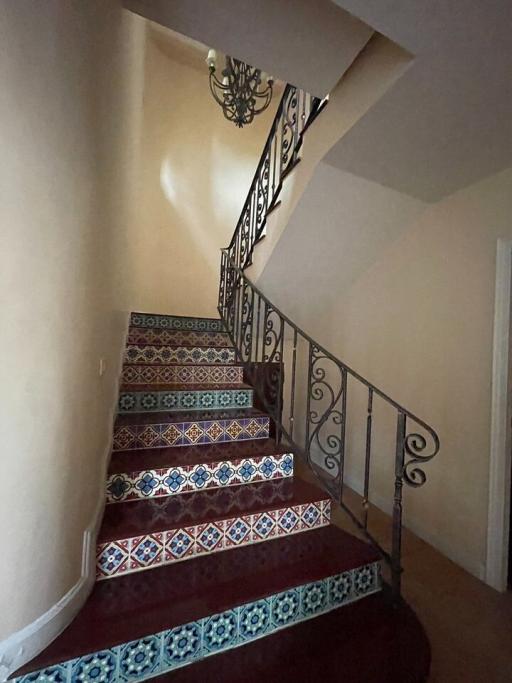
(325, 0, 512, 201)
(123, 0, 373, 97)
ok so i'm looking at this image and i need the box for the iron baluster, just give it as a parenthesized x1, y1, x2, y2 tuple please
(363, 387, 374, 530)
(338, 367, 348, 501)
(392, 412, 406, 601)
(289, 328, 298, 442)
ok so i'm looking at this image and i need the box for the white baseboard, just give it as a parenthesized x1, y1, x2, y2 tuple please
(0, 311, 131, 681)
(0, 526, 96, 681)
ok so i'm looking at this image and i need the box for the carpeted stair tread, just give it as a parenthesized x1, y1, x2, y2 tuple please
(108, 438, 289, 474)
(16, 525, 380, 675)
(151, 592, 430, 683)
(98, 478, 327, 542)
(119, 382, 253, 392)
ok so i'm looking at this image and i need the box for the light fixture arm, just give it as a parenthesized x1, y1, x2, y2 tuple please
(206, 51, 274, 128)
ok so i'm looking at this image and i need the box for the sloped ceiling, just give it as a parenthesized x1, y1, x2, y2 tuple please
(326, 0, 512, 201)
(123, 0, 374, 97)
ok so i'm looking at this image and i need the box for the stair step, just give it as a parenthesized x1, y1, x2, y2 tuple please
(127, 327, 232, 347)
(124, 344, 236, 365)
(147, 593, 428, 683)
(106, 439, 293, 504)
(121, 363, 244, 386)
(130, 312, 224, 332)
(96, 479, 331, 579)
(117, 385, 254, 414)
(16, 526, 381, 681)
(113, 408, 270, 451)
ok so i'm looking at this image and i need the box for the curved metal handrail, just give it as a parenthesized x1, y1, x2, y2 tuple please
(218, 81, 439, 602)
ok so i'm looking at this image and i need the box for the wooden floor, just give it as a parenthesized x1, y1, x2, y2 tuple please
(309, 465, 512, 683)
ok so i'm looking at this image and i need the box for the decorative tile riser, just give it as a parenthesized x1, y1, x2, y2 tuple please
(16, 562, 380, 683)
(106, 454, 294, 503)
(125, 345, 236, 365)
(121, 364, 244, 386)
(96, 500, 331, 580)
(131, 313, 223, 332)
(128, 328, 232, 347)
(118, 389, 253, 414)
(113, 417, 270, 451)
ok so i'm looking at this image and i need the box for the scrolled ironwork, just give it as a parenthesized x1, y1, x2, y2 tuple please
(281, 90, 299, 167)
(218, 75, 439, 601)
(307, 347, 345, 482)
(263, 305, 283, 363)
(226, 84, 323, 270)
(403, 428, 440, 487)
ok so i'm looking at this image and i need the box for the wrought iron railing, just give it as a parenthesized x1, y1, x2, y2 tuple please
(227, 84, 324, 271)
(218, 252, 440, 600)
(219, 79, 439, 599)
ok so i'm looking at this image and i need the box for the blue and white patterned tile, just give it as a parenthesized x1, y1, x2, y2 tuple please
(121, 364, 244, 386)
(162, 622, 202, 668)
(164, 527, 196, 562)
(277, 507, 300, 535)
(251, 510, 278, 541)
(14, 663, 69, 683)
(129, 533, 164, 572)
(203, 609, 238, 654)
(239, 599, 271, 641)
(130, 313, 223, 332)
(118, 635, 161, 681)
(301, 580, 328, 618)
(124, 345, 236, 366)
(271, 588, 300, 628)
(71, 648, 119, 683)
(118, 388, 253, 414)
(353, 562, 380, 597)
(96, 540, 130, 579)
(299, 502, 322, 529)
(195, 521, 225, 555)
(328, 571, 353, 606)
(224, 517, 251, 547)
(20, 562, 382, 682)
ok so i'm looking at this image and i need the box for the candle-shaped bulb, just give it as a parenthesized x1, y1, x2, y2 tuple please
(206, 49, 217, 70)
(222, 75, 229, 86)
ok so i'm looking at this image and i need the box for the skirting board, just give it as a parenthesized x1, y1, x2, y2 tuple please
(0, 311, 131, 681)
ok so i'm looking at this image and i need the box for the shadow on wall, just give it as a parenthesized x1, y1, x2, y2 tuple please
(128, 27, 282, 318)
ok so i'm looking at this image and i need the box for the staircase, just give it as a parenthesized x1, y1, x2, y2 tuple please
(13, 312, 385, 682)
(12, 62, 437, 683)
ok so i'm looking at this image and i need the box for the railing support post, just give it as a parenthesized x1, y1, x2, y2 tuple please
(392, 412, 406, 603)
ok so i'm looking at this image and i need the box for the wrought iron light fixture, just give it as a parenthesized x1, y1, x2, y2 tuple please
(206, 49, 274, 128)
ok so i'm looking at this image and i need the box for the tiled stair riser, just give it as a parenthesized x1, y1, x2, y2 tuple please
(125, 345, 236, 365)
(121, 364, 244, 386)
(16, 562, 381, 683)
(118, 389, 253, 414)
(127, 328, 232, 347)
(106, 453, 294, 503)
(96, 500, 331, 580)
(131, 313, 223, 332)
(113, 417, 270, 451)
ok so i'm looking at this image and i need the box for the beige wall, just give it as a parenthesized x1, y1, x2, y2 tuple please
(258, 160, 512, 580)
(0, 0, 143, 643)
(127, 31, 281, 318)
